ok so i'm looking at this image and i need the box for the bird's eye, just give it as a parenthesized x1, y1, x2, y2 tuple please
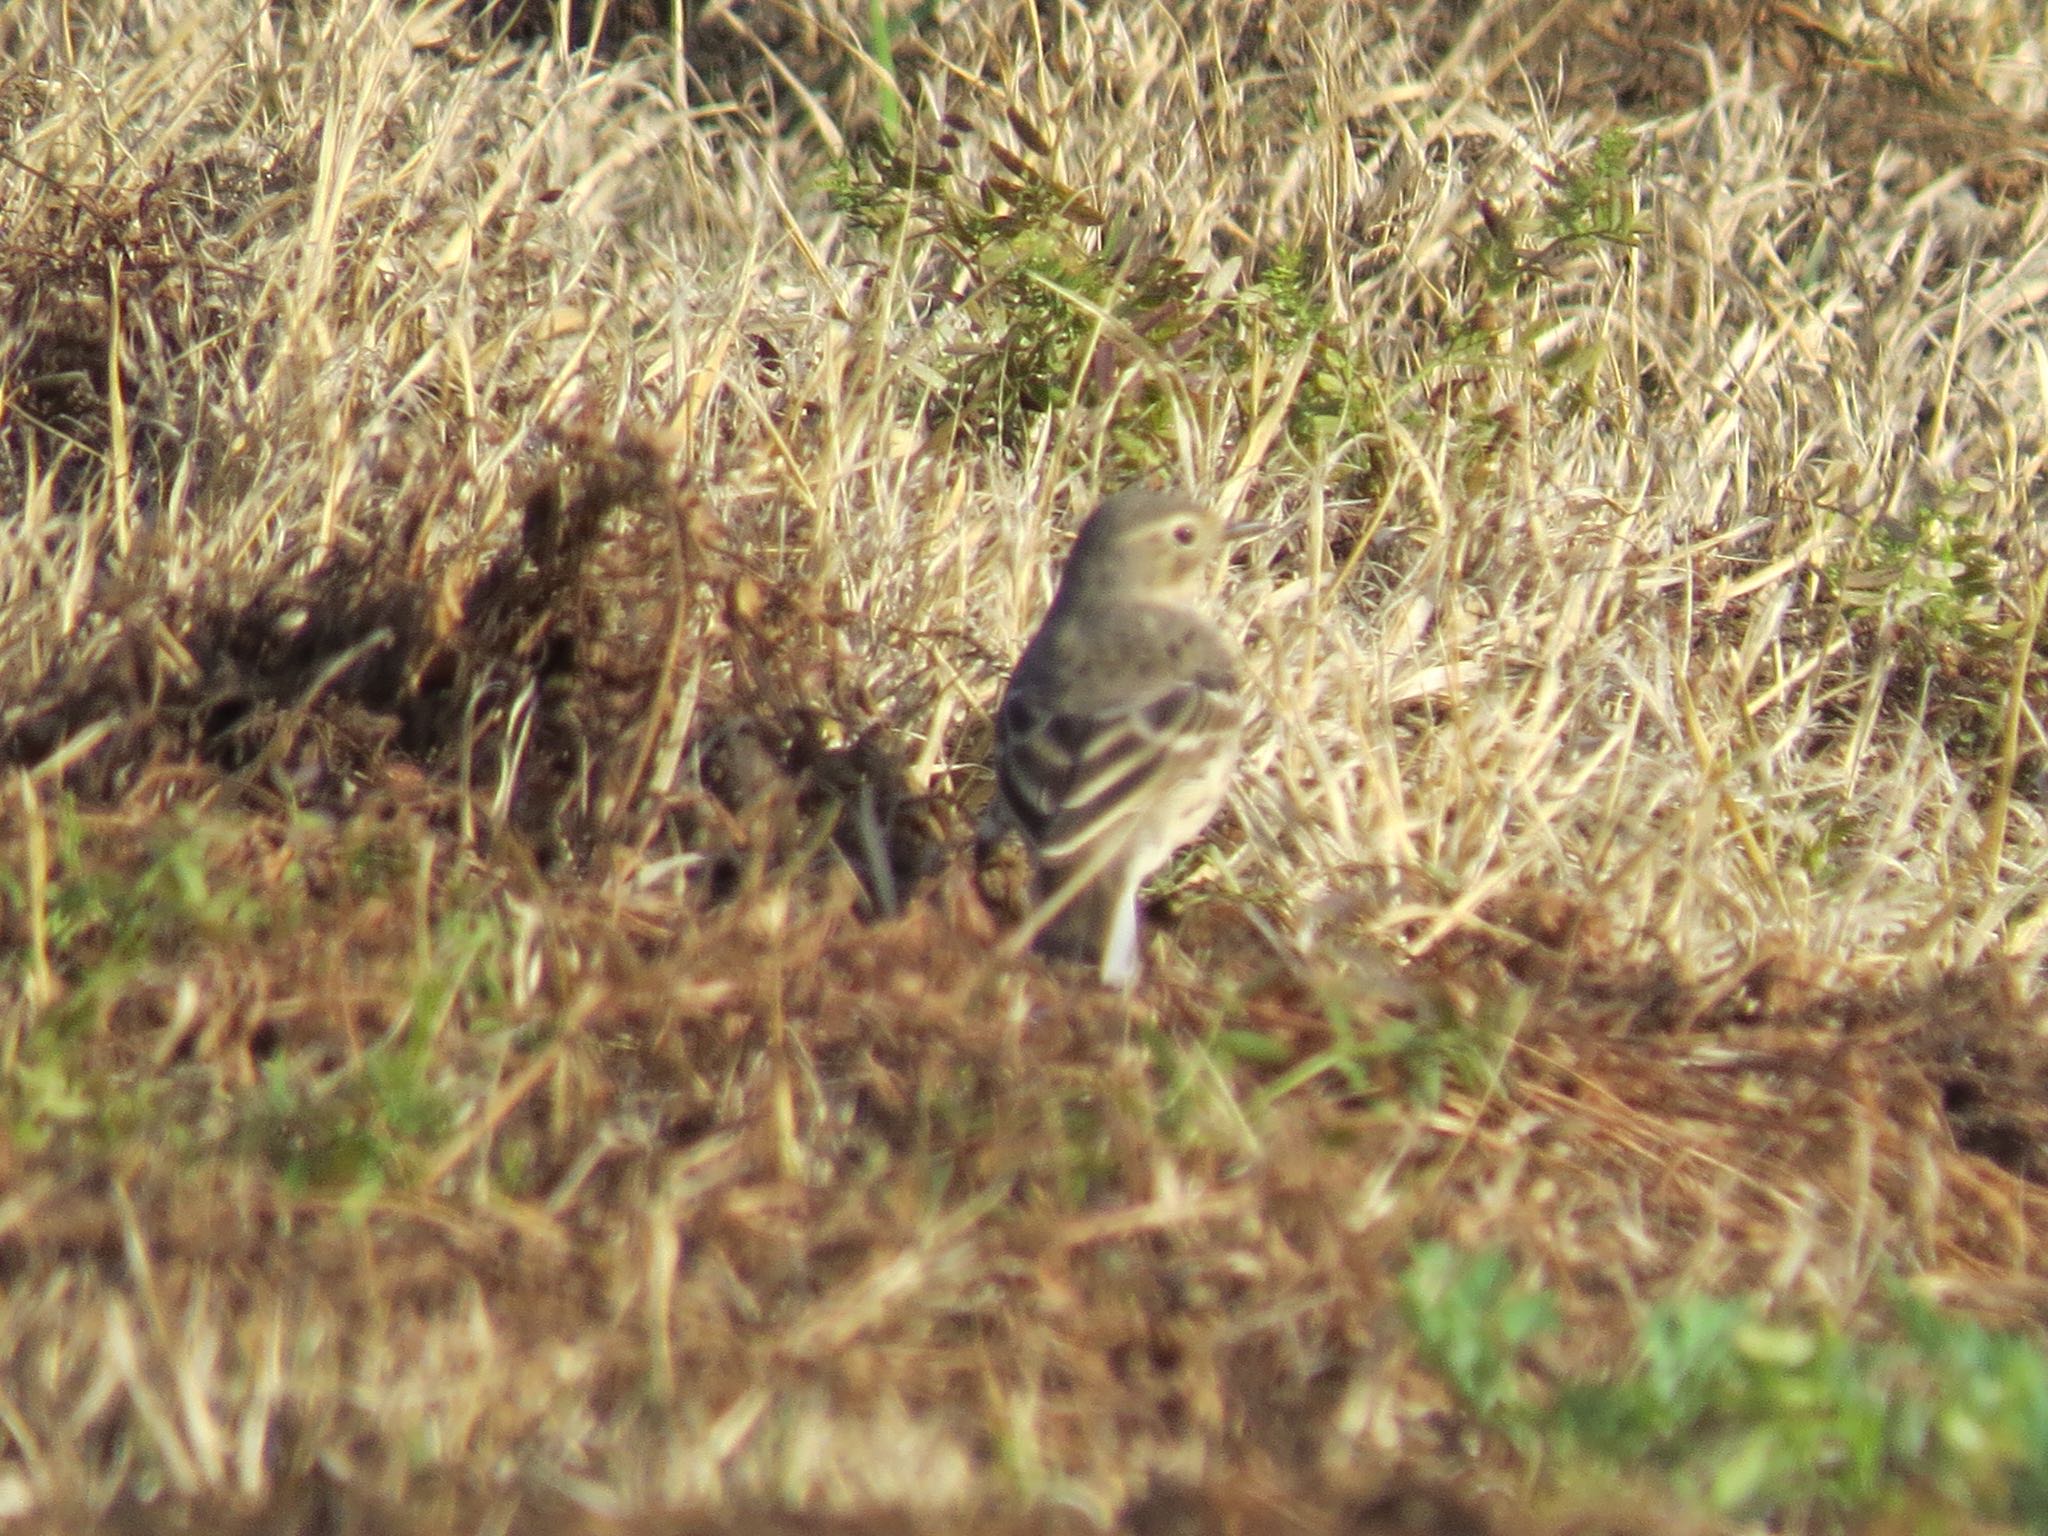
(1171, 521, 1197, 546)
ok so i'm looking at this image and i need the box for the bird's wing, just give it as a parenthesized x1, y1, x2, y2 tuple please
(997, 668, 1242, 867)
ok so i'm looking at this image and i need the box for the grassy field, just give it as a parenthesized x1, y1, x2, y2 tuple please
(8, 0, 2048, 1530)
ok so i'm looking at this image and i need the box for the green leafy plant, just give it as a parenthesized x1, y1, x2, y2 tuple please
(1472, 126, 1640, 300)
(1241, 240, 1389, 457)
(243, 1032, 459, 1206)
(1401, 1245, 2048, 1528)
(1218, 984, 1516, 1118)
(1828, 496, 2015, 757)
(37, 804, 300, 968)
(1401, 1241, 1560, 1418)
(830, 132, 1163, 452)
(1834, 500, 2005, 646)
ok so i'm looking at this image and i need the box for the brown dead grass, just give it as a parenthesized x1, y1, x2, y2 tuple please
(7, 0, 2048, 1531)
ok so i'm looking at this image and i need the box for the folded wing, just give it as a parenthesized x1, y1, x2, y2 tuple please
(999, 669, 1242, 868)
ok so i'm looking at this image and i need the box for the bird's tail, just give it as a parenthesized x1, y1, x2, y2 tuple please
(1031, 865, 1140, 984)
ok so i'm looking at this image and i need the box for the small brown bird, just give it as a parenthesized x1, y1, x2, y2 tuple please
(995, 489, 1247, 986)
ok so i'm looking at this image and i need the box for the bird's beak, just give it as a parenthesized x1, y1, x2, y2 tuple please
(1223, 518, 1275, 542)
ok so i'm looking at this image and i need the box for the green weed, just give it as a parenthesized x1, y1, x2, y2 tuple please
(1835, 499, 2004, 649)
(1472, 127, 1640, 301)
(1218, 983, 1516, 1118)
(1401, 1245, 2048, 1528)
(1401, 1241, 1559, 1418)
(829, 134, 1126, 450)
(1829, 495, 2016, 757)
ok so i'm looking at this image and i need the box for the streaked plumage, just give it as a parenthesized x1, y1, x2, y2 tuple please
(995, 489, 1246, 986)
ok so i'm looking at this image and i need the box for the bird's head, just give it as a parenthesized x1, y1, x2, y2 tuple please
(1059, 489, 1225, 605)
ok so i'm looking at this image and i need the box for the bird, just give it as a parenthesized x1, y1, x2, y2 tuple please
(994, 488, 1248, 987)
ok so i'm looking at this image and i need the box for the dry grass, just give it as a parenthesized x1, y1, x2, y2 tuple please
(7, 0, 2048, 1530)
